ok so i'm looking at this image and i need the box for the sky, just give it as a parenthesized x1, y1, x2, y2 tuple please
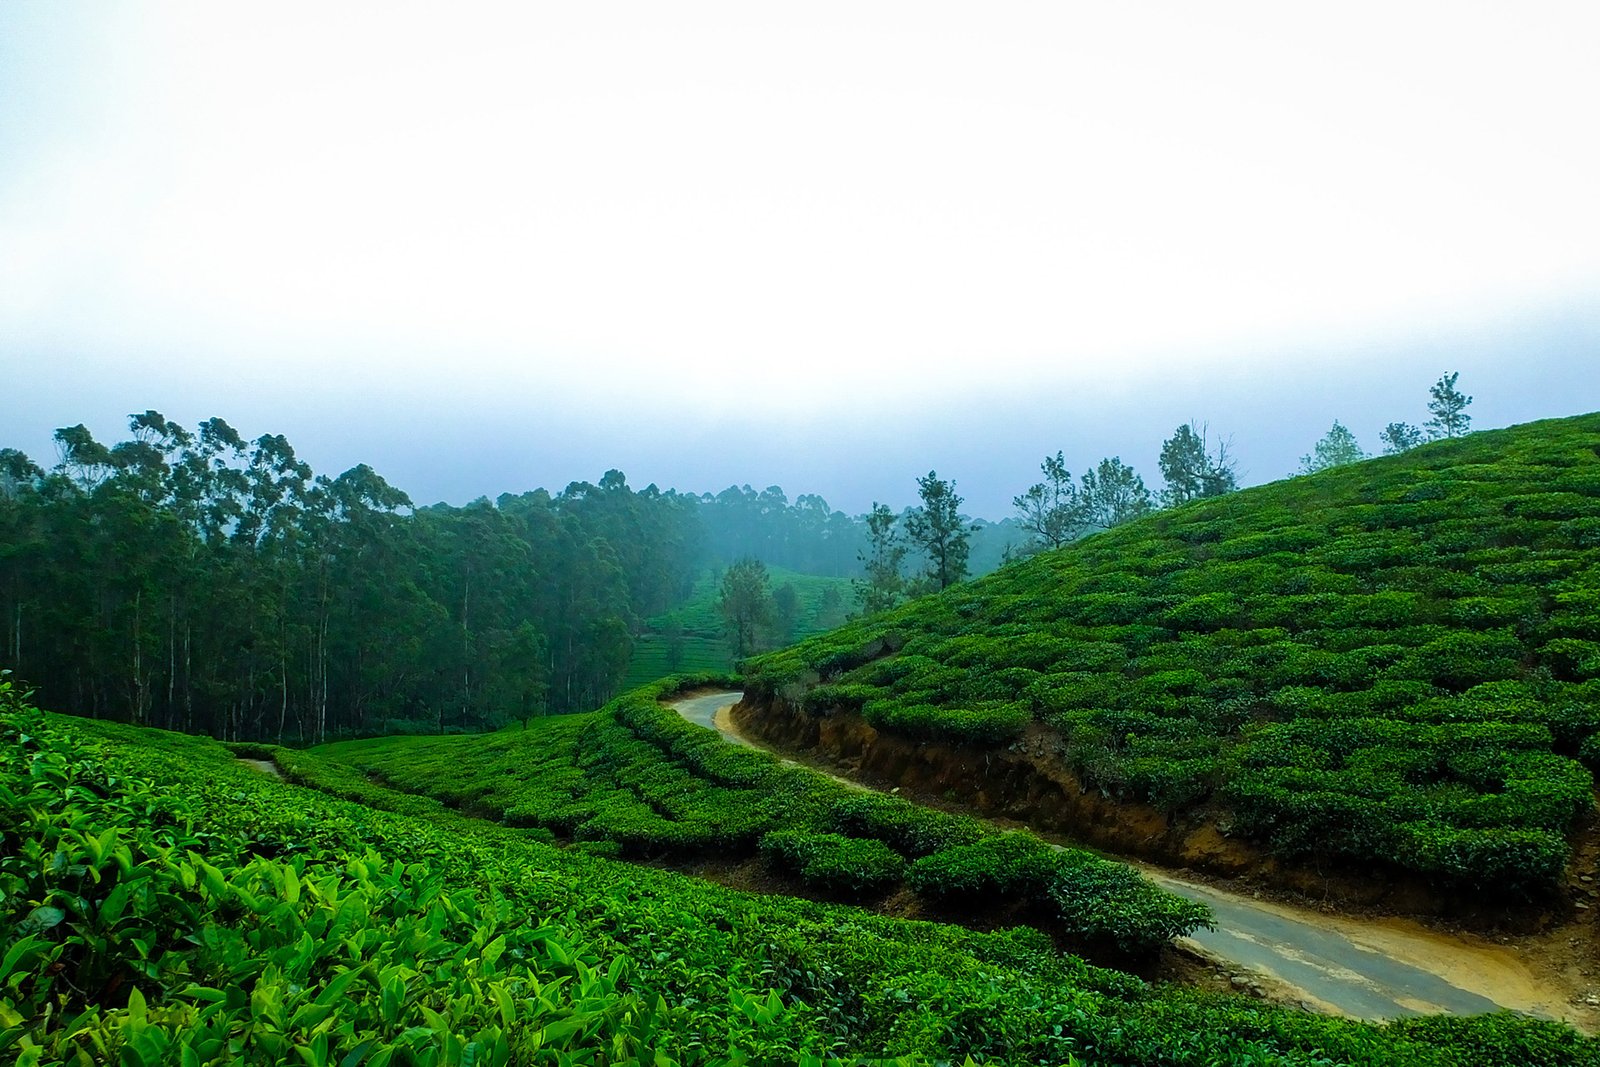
(3, 2, 1598, 518)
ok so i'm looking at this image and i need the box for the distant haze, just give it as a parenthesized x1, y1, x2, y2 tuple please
(3, 3, 1598, 518)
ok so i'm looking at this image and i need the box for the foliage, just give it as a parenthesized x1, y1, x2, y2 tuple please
(1013, 450, 1086, 553)
(1158, 423, 1238, 506)
(0, 415, 716, 739)
(1427, 371, 1473, 439)
(903, 472, 975, 592)
(854, 503, 908, 616)
(719, 558, 776, 661)
(1382, 421, 1426, 454)
(759, 831, 906, 897)
(308, 674, 1203, 957)
(1300, 420, 1367, 473)
(1079, 457, 1154, 527)
(3, 680, 1596, 1065)
(745, 414, 1600, 895)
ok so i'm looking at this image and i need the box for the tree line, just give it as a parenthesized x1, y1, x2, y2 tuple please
(2, 373, 1474, 736)
(0, 417, 711, 741)
(0, 416, 1009, 738)
(1300, 372, 1473, 473)
(846, 422, 1239, 615)
(847, 372, 1474, 616)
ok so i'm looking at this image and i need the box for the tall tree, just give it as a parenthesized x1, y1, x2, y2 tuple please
(817, 584, 846, 628)
(771, 582, 801, 644)
(1013, 451, 1084, 553)
(1300, 421, 1366, 473)
(853, 502, 906, 616)
(1379, 422, 1425, 454)
(1079, 458, 1153, 528)
(904, 472, 974, 591)
(1426, 371, 1472, 439)
(717, 558, 774, 660)
(1157, 423, 1237, 506)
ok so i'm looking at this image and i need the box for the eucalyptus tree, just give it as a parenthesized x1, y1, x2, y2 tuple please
(718, 557, 774, 660)
(1426, 371, 1472, 439)
(1380, 422, 1425, 454)
(1079, 457, 1154, 528)
(1157, 424, 1237, 506)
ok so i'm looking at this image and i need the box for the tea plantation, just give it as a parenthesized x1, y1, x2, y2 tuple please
(6, 675, 1599, 1065)
(304, 676, 1209, 960)
(745, 414, 1600, 897)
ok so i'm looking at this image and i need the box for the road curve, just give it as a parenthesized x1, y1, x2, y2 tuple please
(670, 689, 1573, 1025)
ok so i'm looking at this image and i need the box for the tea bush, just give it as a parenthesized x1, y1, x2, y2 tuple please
(759, 831, 906, 897)
(309, 675, 1208, 958)
(13, 682, 1596, 1063)
(747, 415, 1600, 894)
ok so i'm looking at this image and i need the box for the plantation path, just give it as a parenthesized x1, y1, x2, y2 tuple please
(671, 690, 1580, 1026)
(237, 757, 284, 779)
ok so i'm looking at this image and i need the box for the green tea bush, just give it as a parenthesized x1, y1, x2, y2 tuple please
(10, 689, 1599, 1065)
(759, 831, 906, 896)
(826, 792, 986, 857)
(906, 833, 1057, 903)
(746, 415, 1600, 894)
(861, 698, 1030, 744)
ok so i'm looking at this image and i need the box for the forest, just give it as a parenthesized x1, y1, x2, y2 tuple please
(0, 415, 961, 740)
(0, 407, 1234, 741)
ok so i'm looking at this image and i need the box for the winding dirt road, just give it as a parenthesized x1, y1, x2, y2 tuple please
(671, 690, 1585, 1027)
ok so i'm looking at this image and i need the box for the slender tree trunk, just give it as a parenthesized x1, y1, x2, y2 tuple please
(278, 643, 288, 745)
(183, 622, 193, 734)
(131, 588, 144, 723)
(459, 575, 470, 731)
(167, 596, 177, 729)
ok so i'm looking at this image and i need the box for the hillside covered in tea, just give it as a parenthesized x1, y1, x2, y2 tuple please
(8, 676, 1599, 1065)
(745, 414, 1600, 898)
(301, 677, 1207, 960)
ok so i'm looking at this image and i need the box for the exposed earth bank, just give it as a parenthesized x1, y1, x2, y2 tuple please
(734, 689, 1589, 921)
(721, 688, 1600, 1029)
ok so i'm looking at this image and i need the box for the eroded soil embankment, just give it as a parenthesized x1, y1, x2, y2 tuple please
(731, 690, 1536, 922)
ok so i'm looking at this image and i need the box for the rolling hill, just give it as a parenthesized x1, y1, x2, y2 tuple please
(744, 414, 1600, 902)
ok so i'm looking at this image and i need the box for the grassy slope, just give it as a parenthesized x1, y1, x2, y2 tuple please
(7, 683, 1599, 1066)
(746, 414, 1600, 896)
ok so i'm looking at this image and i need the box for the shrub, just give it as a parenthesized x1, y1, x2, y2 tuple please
(758, 830, 906, 896)
(828, 791, 985, 857)
(907, 834, 1058, 903)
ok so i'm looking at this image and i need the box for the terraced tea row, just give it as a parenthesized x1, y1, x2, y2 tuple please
(8, 678, 1599, 1064)
(306, 676, 1209, 958)
(746, 415, 1600, 895)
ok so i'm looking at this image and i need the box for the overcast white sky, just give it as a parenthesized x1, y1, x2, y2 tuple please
(3, 2, 1598, 516)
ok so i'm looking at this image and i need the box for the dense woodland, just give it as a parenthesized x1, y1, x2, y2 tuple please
(0, 416, 715, 739)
